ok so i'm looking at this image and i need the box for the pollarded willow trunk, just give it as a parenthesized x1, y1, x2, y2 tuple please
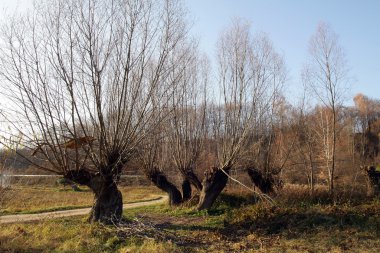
(183, 169, 203, 192)
(197, 167, 230, 210)
(88, 180, 123, 224)
(364, 166, 380, 196)
(246, 167, 274, 194)
(181, 178, 192, 201)
(147, 169, 183, 205)
(65, 169, 123, 224)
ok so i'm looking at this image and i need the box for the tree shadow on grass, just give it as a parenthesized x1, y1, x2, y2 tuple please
(155, 222, 220, 232)
(224, 206, 380, 237)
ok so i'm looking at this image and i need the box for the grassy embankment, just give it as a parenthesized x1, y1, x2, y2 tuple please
(1, 185, 380, 252)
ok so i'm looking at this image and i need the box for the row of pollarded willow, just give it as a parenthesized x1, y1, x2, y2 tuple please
(141, 20, 287, 210)
(0, 0, 320, 225)
(0, 0, 361, 226)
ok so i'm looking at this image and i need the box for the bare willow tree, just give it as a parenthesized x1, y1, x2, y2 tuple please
(196, 20, 286, 209)
(0, 0, 190, 224)
(166, 46, 209, 197)
(140, 116, 186, 205)
(302, 22, 350, 195)
(243, 33, 287, 193)
(140, 43, 207, 205)
(353, 93, 380, 163)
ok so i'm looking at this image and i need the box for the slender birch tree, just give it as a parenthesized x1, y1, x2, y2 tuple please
(302, 22, 350, 195)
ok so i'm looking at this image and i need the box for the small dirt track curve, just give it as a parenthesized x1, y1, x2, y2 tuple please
(0, 195, 168, 224)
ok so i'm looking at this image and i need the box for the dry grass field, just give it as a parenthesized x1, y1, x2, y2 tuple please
(1, 184, 380, 252)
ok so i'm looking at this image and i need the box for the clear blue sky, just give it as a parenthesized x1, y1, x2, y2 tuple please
(186, 0, 380, 104)
(1, 0, 379, 104)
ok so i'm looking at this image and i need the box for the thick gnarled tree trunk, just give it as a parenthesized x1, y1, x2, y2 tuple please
(183, 169, 202, 192)
(88, 180, 123, 224)
(65, 169, 123, 224)
(246, 167, 274, 194)
(181, 179, 192, 201)
(147, 169, 183, 205)
(197, 167, 230, 210)
(363, 166, 380, 196)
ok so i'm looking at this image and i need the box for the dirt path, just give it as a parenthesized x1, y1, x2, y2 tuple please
(0, 195, 168, 224)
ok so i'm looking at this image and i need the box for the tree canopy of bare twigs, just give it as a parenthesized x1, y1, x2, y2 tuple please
(0, 0, 192, 223)
(214, 20, 286, 170)
(139, 39, 210, 205)
(168, 50, 209, 187)
(196, 20, 287, 210)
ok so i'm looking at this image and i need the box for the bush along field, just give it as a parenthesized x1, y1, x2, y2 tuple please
(1, 185, 380, 253)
